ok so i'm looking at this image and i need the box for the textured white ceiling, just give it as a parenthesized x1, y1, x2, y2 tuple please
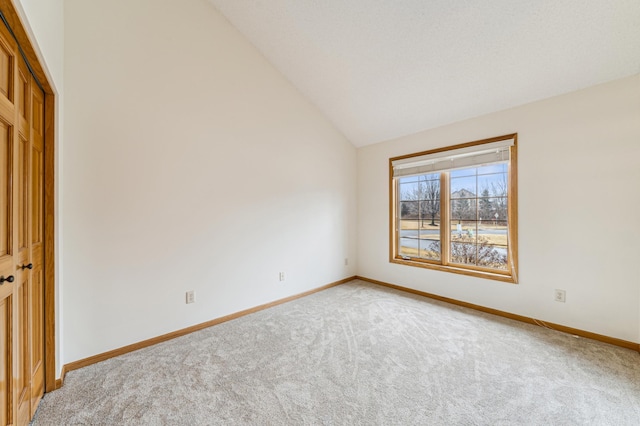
(207, 0, 640, 146)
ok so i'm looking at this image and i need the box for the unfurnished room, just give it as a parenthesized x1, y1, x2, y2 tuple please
(0, 0, 639, 425)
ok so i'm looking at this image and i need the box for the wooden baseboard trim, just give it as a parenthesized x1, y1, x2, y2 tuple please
(355, 276, 640, 353)
(61, 276, 357, 376)
(58, 274, 636, 388)
(55, 365, 67, 390)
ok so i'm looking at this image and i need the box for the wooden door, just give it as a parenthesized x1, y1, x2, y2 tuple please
(0, 21, 45, 426)
(28, 62, 45, 418)
(0, 29, 17, 426)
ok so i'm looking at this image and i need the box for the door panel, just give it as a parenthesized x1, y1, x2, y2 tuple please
(29, 77, 45, 415)
(0, 293, 12, 426)
(0, 18, 47, 426)
(0, 42, 12, 101)
(0, 120, 10, 261)
(17, 137, 28, 252)
(31, 146, 42, 246)
(29, 270, 43, 412)
(16, 279, 30, 424)
(0, 27, 14, 426)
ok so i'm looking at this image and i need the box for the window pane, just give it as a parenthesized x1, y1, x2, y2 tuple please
(477, 163, 507, 175)
(421, 175, 440, 219)
(451, 198, 477, 222)
(398, 227, 441, 261)
(450, 221, 477, 264)
(399, 182, 419, 201)
(478, 196, 493, 221)
(450, 168, 475, 178)
(400, 176, 441, 202)
(449, 166, 509, 271)
(418, 219, 440, 260)
(477, 222, 508, 249)
(451, 176, 476, 198)
(451, 220, 477, 234)
(400, 218, 425, 257)
(477, 243, 508, 270)
(399, 176, 420, 184)
(478, 173, 508, 197)
(450, 238, 508, 270)
(491, 198, 508, 221)
(450, 240, 477, 265)
(476, 197, 507, 222)
(400, 201, 418, 219)
(421, 238, 441, 261)
(419, 173, 439, 182)
(419, 177, 440, 202)
(420, 198, 440, 224)
(399, 234, 415, 258)
(398, 173, 442, 261)
(450, 217, 509, 270)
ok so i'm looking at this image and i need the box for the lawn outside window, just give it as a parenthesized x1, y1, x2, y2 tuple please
(389, 134, 518, 283)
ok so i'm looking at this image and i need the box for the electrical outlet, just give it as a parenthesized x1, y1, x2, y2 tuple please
(554, 289, 566, 303)
(186, 290, 196, 304)
(279, 272, 286, 282)
(344, 258, 349, 266)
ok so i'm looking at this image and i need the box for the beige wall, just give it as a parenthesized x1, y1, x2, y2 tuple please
(16, 0, 64, 88)
(358, 75, 640, 343)
(62, 0, 356, 362)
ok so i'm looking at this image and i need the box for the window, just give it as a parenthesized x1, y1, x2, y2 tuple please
(390, 134, 518, 283)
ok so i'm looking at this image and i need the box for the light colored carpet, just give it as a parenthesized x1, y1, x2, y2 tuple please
(32, 280, 640, 425)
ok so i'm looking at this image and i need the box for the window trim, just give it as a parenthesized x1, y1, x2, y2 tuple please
(389, 134, 518, 283)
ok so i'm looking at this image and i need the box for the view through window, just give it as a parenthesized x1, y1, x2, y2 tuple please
(391, 135, 518, 282)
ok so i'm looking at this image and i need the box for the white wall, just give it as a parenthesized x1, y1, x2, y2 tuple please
(63, 0, 356, 363)
(358, 75, 640, 344)
(16, 0, 64, 86)
(15, 0, 65, 376)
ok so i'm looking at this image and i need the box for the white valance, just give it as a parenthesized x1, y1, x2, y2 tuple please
(392, 138, 514, 178)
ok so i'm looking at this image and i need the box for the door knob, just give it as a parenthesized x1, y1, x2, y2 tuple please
(20, 263, 33, 270)
(0, 275, 14, 284)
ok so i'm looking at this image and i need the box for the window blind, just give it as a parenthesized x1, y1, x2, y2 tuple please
(392, 138, 514, 178)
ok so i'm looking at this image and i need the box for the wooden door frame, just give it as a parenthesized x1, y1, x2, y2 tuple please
(0, 0, 56, 393)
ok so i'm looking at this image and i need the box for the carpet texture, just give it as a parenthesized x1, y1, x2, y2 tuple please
(32, 281, 640, 425)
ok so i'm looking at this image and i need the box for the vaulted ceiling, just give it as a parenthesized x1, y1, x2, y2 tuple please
(208, 0, 640, 147)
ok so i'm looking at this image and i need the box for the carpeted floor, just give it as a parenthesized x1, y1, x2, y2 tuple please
(32, 280, 640, 425)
